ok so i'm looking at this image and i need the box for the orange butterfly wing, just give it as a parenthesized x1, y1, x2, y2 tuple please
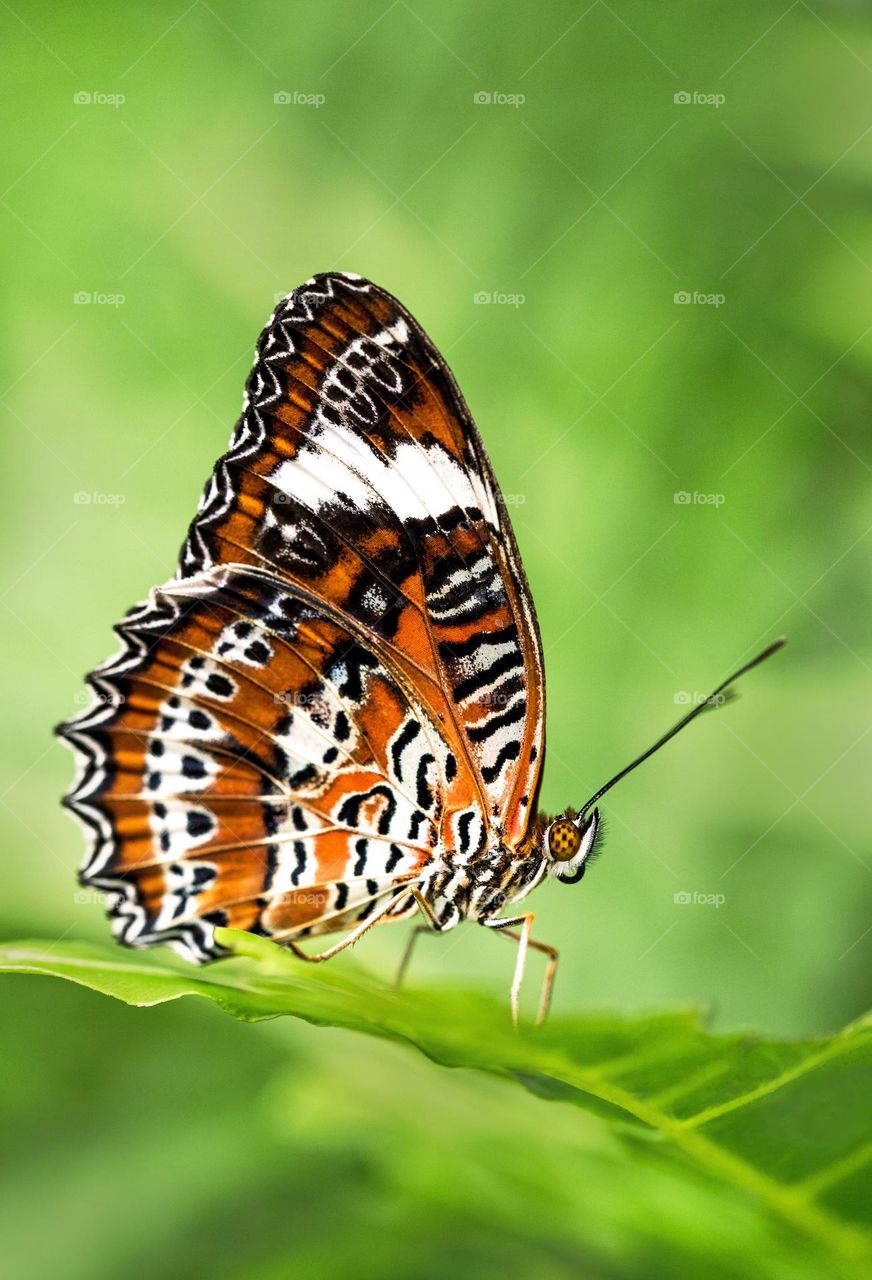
(59, 273, 545, 960)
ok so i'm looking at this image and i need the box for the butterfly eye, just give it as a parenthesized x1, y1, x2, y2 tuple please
(546, 810, 601, 883)
(547, 818, 582, 862)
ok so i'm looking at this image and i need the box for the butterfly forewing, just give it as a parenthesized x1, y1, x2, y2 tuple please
(60, 273, 545, 960)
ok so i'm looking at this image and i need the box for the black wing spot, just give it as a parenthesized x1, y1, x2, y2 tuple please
(246, 639, 270, 665)
(337, 784, 397, 837)
(181, 754, 208, 780)
(390, 719, 420, 780)
(289, 762, 318, 789)
(186, 810, 213, 837)
(206, 673, 234, 698)
(415, 753, 435, 810)
(290, 841, 306, 886)
(481, 740, 520, 785)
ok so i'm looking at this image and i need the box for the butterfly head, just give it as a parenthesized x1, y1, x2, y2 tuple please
(544, 808, 601, 884)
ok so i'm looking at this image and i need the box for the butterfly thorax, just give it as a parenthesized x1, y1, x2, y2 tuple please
(418, 841, 547, 932)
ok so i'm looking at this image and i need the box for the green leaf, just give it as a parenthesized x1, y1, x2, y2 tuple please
(3, 930, 871, 1276)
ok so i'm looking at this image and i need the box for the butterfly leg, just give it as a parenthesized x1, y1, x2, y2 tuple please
(394, 927, 430, 990)
(482, 914, 558, 1027)
(285, 887, 415, 963)
(393, 889, 443, 990)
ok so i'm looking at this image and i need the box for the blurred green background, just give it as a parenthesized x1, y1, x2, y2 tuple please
(2, 1, 871, 1276)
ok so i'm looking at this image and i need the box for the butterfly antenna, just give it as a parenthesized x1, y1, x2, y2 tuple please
(578, 637, 787, 820)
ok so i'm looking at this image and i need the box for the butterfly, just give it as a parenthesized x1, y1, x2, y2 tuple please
(58, 272, 784, 1023)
